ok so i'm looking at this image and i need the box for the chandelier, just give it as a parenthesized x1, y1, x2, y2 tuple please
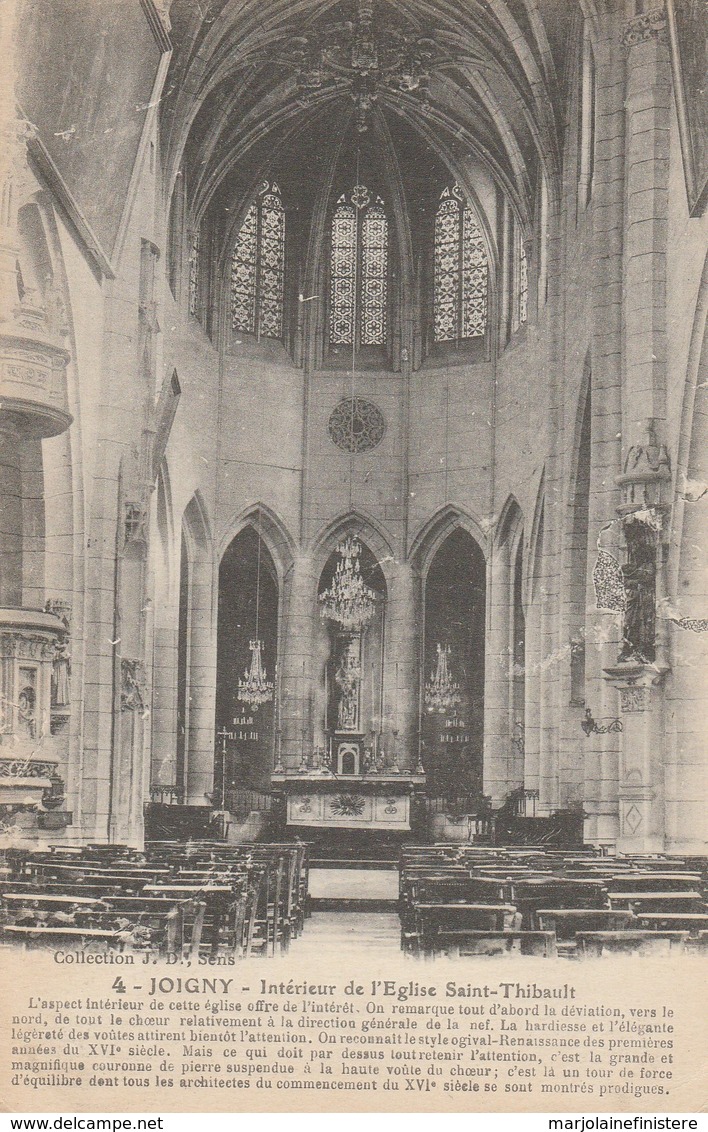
(237, 511, 274, 709)
(425, 644, 461, 714)
(319, 536, 377, 630)
(238, 638, 274, 708)
(287, 0, 437, 132)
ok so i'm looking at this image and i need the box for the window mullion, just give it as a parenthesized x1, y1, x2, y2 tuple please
(457, 213, 464, 348)
(254, 201, 262, 342)
(355, 207, 362, 354)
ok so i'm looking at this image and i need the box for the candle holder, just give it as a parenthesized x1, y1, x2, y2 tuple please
(415, 737, 425, 776)
(274, 729, 284, 773)
(390, 729, 400, 774)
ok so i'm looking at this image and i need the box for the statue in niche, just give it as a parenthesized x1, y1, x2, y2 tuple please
(619, 518, 657, 663)
(334, 635, 361, 731)
(121, 659, 146, 713)
(17, 686, 36, 739)
(51, 640, 71, 707)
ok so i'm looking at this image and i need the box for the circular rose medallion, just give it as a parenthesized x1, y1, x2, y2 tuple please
(328, 397, 386, 454)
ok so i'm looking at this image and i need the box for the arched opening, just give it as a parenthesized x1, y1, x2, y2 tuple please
(316, 538, 387, 772)
(216, 528, 279, 798)
(422, 529, 486, 799)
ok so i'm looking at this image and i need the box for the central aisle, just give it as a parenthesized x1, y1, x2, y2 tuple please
(291, 864, 403, 958)
(296, 912, 402, 959)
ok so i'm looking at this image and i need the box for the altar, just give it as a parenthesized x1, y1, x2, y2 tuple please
(271, 772, 426, 831)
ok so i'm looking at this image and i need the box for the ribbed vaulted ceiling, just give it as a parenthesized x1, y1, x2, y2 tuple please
(160, 0, 594, 239)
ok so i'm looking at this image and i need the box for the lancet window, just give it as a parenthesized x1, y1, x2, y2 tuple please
(511, 220, 528, 333)
(329, 185, 389, 348)
(188, 228, 201, 318)
(231, 182, 285, 339)
(434, 185, 488, 342)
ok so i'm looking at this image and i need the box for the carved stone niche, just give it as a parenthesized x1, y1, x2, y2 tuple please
(615, 419, 671, 518)
(0, 608, 68, 732)
(121, 658, 147, 713)
(124, 502, 149, 550)
(0, 608, 67, 811)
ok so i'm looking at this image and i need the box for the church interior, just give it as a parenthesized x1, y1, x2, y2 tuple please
(0, 0, 707, 958)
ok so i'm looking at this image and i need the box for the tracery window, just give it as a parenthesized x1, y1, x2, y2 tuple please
(231, 182, 285, 339)
(511, 220, 528, 334)
(188, 227, 200, 318)
(434, 185, 488, 342)
(329, 185, 389, 348)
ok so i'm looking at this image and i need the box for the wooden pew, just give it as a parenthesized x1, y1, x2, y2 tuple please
(535, 908, 636, 943)
(406, 903, 520, 956)
(431, 929, 557, 958)
(575, 930, 690, 957)
(608, 892, 704, 914)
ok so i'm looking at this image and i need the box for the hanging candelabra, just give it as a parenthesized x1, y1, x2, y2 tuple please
(424, 643, 461, 714)
(238, 639, 274, 708)
(319, 536, 377, 631)
(237, 514, 274, 709)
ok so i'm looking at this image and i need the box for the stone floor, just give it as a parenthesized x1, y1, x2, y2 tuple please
(309, 866, 399, 901)
(294, 911, 402, 959)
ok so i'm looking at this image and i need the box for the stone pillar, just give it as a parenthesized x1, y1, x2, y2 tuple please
(185, 557, 217, 804)
(599, 7, 673, 852)
(604, 431, 671, 852)
(279, 553, 316, 768)
(621, 5, 671, 446)
(0, 419, 23, 606)
(483, 546, 516, 805)
(384, 559, 419, 773)
(581, 14, 626, 847)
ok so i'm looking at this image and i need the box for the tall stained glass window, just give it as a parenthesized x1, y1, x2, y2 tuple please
(329, 185, 389, 348)
(188, 227, 201, 318)
(434, 185, 488, 343)
(231, 182, 285, 339)
(511, 220, 528, 334)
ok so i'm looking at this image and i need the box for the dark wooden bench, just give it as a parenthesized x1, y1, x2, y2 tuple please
(431, 929, 557, 958)
(576, 930, 690, 956)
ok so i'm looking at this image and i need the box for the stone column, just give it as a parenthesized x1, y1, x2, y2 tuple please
(600, 7, 672, 852)
(279, 553, 316, 768)
(483, 546, 516, 805)
(0, 419, 23, 606)
(185, 556, 217, 804)
(581, 14, 626, 847)
(384, 559, 419, 773)
(605, 432, 671, 852)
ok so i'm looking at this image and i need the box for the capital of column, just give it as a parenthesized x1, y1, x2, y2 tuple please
(621, 7, 668, 49)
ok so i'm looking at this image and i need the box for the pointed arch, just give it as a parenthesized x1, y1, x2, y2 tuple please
(311, 509, 397, 587)
(183, 490, 212, 557)
(218, 503, 296, 585)
(409, 504, 489, 580)
(495, 494, 524, 550)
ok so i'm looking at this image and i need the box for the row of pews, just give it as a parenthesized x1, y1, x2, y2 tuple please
(399, 845, 708, 958)
(0, 840, 309, 958)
